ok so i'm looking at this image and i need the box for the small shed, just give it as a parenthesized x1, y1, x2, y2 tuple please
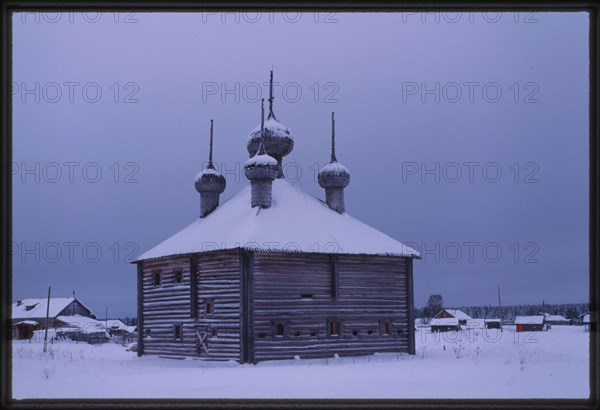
(514, 315, 546, 332)
(484, 318, 502, 329)
(430, 317, 460, 332)
(12, 320, 38, 340)
(579, 311, 595, 332)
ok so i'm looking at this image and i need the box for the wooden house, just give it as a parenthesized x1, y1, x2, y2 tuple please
(133, 73, 420, 363)
(543, 313, 571, 326)
(430, 318, 460, 332)
(11, 296, 97, 338)
(433, 309, 472, 326)
(514, 315, 546, 332)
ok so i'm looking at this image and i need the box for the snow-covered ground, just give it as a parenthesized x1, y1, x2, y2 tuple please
(12, 325, 589, 399)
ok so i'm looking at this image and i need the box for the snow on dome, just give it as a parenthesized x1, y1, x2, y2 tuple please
(249, 117, 293, 141)
(319, 161, 350, 176)
(244, 153, 278, 168)
(194, 166, 220, 182)
(135, 179, 420, 261)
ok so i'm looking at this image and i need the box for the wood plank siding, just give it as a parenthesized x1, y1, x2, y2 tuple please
(137, 250, 414, 362)
(251, 253, 411, 361)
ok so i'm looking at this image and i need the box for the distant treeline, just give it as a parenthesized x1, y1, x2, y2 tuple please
(415, 302, 589, 321)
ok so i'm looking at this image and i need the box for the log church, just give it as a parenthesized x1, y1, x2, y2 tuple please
(133, 72, 420, 363)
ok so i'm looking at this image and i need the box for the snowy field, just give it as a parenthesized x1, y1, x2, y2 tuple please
(12, 325, 589, 399)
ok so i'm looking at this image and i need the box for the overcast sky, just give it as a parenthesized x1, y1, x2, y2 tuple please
(12, 11, 589, 318)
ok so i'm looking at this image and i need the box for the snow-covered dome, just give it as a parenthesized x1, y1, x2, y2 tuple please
(194, 165, 226, 194)
(247, 114, 294, 159)
(244, 149, 279, 180)
(318, 113, 350, 189)
(318, 160, 350, 189)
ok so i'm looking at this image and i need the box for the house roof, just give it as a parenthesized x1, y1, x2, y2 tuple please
(514, 315, 545, 325)
(430, 318, 459, 326)
(543, 313, 569, 321)
(12, 297, 94, 320)
(135, 179, 420, 261)
(436, 309, 472, 321)
(13, 320, 38, 326)
(55, 315, 107, 333)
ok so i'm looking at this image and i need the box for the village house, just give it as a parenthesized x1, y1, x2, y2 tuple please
(133, 72, 420, 363)
(514, 315, 546, 332)
(11, 296, 97, 339)
(430, 317, 460, 333)
(543, 313, 571, 326)
(433, 309, 472, 326)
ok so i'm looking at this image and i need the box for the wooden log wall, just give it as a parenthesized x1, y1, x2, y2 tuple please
(195, 249, 241, 360)
(140, 255, 196, 357)
(251, 253, 411, 361)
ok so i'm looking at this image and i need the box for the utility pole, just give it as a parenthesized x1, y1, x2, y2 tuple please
(43, 286, 51, 353)
(497, 285, 503, 332)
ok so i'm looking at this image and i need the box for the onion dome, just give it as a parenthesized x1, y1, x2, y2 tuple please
(318, 112, 350, 189)
(247, 70, 294, 177)
(195, 120, 226, 218)
(318, 112, 350, 214)
(245, 99, 279, 180)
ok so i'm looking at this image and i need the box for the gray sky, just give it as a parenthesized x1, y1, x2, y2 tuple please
(12, 11, 589, 318)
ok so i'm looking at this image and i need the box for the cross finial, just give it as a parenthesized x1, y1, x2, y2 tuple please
(268, 69, 276, 120)
(258, 98, 266, 155)
(331, 112, 337, 162)
(208, 119, 214, 168)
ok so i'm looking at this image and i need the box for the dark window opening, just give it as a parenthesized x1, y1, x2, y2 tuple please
(300, 293, 313, 299)
(397, 329, 403, 335)
(380, 321, 390, 335)
(173, 270, 183, 284)
(25, 304, 38, 311)
(294, 330, 301, 337)
(329, 321, 340, 337)
(330, 255, 338, 298)
(275, 323, 285, 337)
(153, 272, 161, 287)
(211, 328, 217, 337)
(352, 329, 359, 336)
(310, 330, 317, 337)
(367, 329, 374, 335)
(257, 332, 266, 339)
(205, 299, 214, 316)
(144, 329, 151, 338)
(173, 324, 182, 340)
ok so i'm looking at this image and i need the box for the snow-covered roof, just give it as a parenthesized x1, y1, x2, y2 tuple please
(514, 315, 544, 325)
(13, 320, 38, 326)
(582, 313, 591, 323)
(543, 313, 569, 321)
(437, 309, 472, 321)
(56, 315, 107, 334)
(135, 179, 420, 261)
(484, 318, 501, 323)
(106, 319, 136, 333)
(12, 297, 93, 320)
(430, 318, 459, 326)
